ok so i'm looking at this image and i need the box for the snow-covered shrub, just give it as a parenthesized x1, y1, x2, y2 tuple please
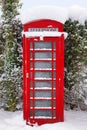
(64, 19, 87, 110)
(0, 0, 22, 111)
(0, 67, 22, 111)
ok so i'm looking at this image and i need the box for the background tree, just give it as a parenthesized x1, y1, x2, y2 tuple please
(64, 19, 87, 110)
(0, 24, 4, 108)
(0, 0, 22, 111)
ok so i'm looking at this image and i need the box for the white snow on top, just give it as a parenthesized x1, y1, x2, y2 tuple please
(22, 31, 68, 39)
(21, 5, 87, 24)
(0, 110, 87, 130)
(21, 6, 68, 24)
(68, 5, 87, 24)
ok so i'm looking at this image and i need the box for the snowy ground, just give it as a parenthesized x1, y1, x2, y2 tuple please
(0, 110, 87, 130)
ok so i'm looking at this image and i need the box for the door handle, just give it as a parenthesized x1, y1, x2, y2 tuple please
(26, 73, 29, 78)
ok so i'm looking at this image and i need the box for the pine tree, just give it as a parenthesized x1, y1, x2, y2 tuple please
(0, 25, 4, 76)
(0, 0, 22, 111)
(0, 24, 4, 108)
(64, 19, 87, 110)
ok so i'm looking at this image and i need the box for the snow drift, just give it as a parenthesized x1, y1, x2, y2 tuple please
(21, 5, 87, 24)
(0, 110, 87, 130)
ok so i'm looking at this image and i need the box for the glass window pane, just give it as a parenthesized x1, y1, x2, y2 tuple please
(54, 42, 56, 49)
(34, 62, 52, 69)
(30, 81, 33, 88)
(30, 100, 56, 107)
(30, 90, 33, 97)
(30, 72, 33, 79)
(34, 91, 52, 98)
(53, 110, 56, 118)
(54, 62, 56, 69)
(53, 81, 56, 88)
(34, 72, 56, 78)
(30, 52, 32, 59)
(34, 42, 52, 49)
(30, 62, 32, 68)
(35, 100, 52, 107)
(53, 91, 56, 97)
(53, 52, 56, 59)
(30, 91, 52, 98)
(30, 90, 56, 98)
(30, 110, 33, 116)
(30, 62, 55, 69)
(30, 100, 33, 107)
(35, 81, 52, 88)
(33, 62, 56, 69)
(53, 100, 56, 107)
(53, 72, 56, 78)
(30, 80, 56, 88)
(34, 52, 52, 59)
(34, 110, 52, 117)
(35, 72, 52, 78)
(30, 42, 32, 49)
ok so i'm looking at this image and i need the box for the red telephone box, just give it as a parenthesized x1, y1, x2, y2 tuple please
(22, 19, 64, 125)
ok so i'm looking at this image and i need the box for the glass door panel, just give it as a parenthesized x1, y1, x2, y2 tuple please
(29, 41, 56, 119)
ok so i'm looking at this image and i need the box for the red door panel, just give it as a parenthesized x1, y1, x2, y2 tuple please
(23, 36, 64, 125)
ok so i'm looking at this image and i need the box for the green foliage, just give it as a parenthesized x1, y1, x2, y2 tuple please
(65, 19, 84, 89)
(0, 26, 4, 76)
(64, 19, 87, 110)
(0, 0, 22, 111)
(2, 80, 16, 111)
(1, 67, 22, 111)
(1, 0, 22, 20)
(83, 21, 87, 65)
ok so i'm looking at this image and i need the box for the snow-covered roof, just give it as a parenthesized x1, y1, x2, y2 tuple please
(21, 5, 87, 24)
(21, 6, 68, 24)
(22, 31, 68, 39)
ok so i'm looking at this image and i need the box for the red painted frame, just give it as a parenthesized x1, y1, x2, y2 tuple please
(23, 19, 64, 125)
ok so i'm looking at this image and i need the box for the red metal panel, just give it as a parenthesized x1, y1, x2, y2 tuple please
(23, 19, 63, 32)
(26, 38, 30, 123)
(23, 35, 28, 120)
(23, 35, 26, 120)
(56, 35, 64, 122)
(23, 37, 29, 122)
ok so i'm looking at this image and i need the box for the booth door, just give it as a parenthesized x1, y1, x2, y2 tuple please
(27, 37, 64, 124)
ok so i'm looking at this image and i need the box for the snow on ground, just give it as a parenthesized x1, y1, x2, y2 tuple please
(21, 5, 87, 24)
(0, 109, 87, 130)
